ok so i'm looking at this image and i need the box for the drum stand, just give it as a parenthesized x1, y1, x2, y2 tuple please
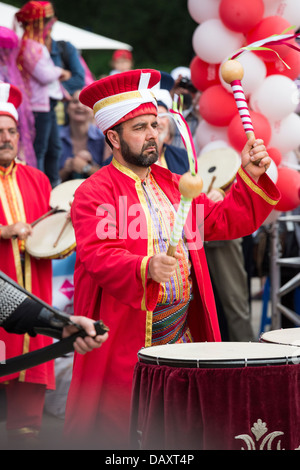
(270, 214, 300, 330)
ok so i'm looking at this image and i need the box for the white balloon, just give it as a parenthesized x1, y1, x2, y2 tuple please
(192, 19, 244, 65)
(187, 0, 221, 24)
(220, 52, 267, 96)
(262, 0, 281, 17)
(269, 113, 300, 154)
(266, 158, 278, 183)
(274, 0, 300, 29)
(250, 75, 300, 122)
(195, 120, 230, 150)
(282, 150, 299, 166)
(170, 66, 191, 80)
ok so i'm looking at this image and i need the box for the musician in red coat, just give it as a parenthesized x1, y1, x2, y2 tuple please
(64, 69, 280, 449)
(0, 82, 55, 445)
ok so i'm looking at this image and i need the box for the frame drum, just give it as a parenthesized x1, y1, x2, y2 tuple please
(137, 342, 300, 368)
(25, 212, 76, 260)
(197, 147, 240, 194)
(50, 179, 85, 212)
(260, 328, 300, 347)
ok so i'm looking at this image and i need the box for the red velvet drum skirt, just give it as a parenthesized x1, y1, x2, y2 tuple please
(130, 342, 300, 450)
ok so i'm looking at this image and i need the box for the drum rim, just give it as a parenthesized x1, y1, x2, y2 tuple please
(137, 342, 300, 368)
(137, 354, 297, 368)
(37, 243, 76, 260)
(220, 174, 236, 190)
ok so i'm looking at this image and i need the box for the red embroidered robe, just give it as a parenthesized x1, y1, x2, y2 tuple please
(0, 161, 55, 389)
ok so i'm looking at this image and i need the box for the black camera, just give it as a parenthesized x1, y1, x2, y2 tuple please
(178, 77, 197, 93)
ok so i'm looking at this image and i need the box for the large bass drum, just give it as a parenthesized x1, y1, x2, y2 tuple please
(131, 342, 300, 450)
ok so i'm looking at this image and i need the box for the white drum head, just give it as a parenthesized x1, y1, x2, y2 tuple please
(197, 148, 240, 193)
(261, 328, 300, 347)
(26, 212, 76, 259)
(138, 342, 300, 368)
(50, 179, 85, 212)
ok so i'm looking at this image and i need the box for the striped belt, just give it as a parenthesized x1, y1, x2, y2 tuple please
(152, 294, 193, 346)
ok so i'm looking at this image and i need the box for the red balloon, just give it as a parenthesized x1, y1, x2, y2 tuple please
(219, 0, 264, 33)
(267, 147, 282, 167)
(190, 56, 221, 92)
(198, 85, 238, 127)
(246, 16, 293, 62)
(276, 167, 300, 212)
(266, 45, 300, 80)
(227, 111, 271, 152)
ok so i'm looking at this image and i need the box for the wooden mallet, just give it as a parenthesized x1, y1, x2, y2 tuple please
(221, 59, 261, 167)
(167, 171, 203, 257)
(221, 59, 255, 140)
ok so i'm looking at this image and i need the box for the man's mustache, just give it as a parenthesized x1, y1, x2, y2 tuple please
(0, 143, 13, 150)
(143, 141, 158, 152)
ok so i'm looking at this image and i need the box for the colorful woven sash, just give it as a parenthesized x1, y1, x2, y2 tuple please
(152, 295, 193, 345)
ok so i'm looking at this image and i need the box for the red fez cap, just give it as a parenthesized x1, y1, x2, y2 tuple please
(112, 49, 133, 61)
(80, 69, 161, 134)
(0, 82, 22, 123)
(16, 1, 55, 23)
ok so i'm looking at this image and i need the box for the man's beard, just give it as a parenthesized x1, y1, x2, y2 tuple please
(120, 137, 159, 168)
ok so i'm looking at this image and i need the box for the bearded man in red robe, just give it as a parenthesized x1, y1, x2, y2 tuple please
(64, 69, 280, 449)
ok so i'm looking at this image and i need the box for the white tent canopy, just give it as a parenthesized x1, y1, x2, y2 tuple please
(0, 2, 132, 51)
(52, 22, 132, 51)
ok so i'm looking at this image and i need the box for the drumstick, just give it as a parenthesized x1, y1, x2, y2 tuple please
(167, 98, 203, 257)
(221, 29, 300, 137)
(53, 217, 70, 248)
(167, 172, 203, 257)
(31, 206, 59, 227)
(220, 32, 300, 170)
(11, 206, 60, 239)
(207, 175, 216, 194)
(220, 60, 260, 168)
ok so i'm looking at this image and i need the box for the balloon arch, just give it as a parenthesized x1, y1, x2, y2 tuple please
(186, 0, 300, 328)
(187, 0, 300, 213)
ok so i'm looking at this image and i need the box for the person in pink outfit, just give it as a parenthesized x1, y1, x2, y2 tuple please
(0, 25, 36, 167)
(15, 1, 71, 187)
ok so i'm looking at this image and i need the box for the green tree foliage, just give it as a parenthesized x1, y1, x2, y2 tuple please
(3, 0, 196, 77)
